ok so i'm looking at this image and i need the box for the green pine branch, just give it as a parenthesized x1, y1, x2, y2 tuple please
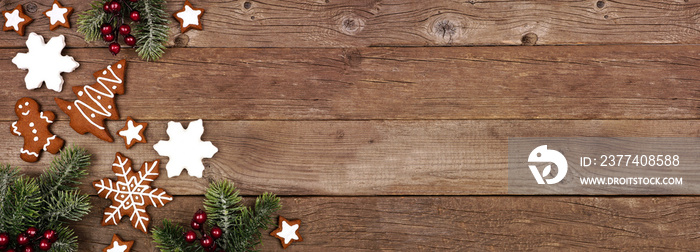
(0, 147, 92, 252)
(134, 0, 170, 61)
(153, 181, 281, 252)
(77, 0, 112, 42)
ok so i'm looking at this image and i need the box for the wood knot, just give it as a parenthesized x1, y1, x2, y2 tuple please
(174, 34, 189, 47)
(596, 0, 605, 8)
(243, 1, 252, 9)
(339, 16, 365, 35)
(431, 19, 460, 43)
(341, 48, 362, 68)
(24, 2, 37, 13)
(521, 33, 538, 46)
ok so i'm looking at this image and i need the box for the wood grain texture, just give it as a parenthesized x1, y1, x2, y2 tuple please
(3, 0, 700, 48)
(4, 120, 697, 196)
(74, 196, 700, 251)
(1, 46, 698, 121)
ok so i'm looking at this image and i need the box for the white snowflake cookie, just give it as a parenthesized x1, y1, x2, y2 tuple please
(153, 119, 218, 178)
(12, 32, 79, 92)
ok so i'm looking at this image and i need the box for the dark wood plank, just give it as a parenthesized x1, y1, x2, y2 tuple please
(4, 120, 697, 196)
(1, 46, 698, 121)
(73, 196, 700, 251)
(3, 0, 700, 48)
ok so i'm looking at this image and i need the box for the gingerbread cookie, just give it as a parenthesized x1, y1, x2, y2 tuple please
(11, 98, 64, 163)
(173, 0, 204, 33)
(55, 59, 126, 142)
(93, 153, 173, 233)
(103, 234, 133, 252)
(271, 216, 303, 249)
(3, 5, 32, 36)
(43, 0, 73, 31)
(117, 117, 147, 149)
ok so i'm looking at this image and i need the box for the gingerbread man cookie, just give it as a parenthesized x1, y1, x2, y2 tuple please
(11, 98, 64, 162)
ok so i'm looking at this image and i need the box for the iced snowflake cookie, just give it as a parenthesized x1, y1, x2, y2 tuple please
(3, 5, 32, 36)
(93, 153, 173, 233)
(153, 119, 218, 178)
(271, 216, 303, 249)
(117, 117, 147, 149)
(11, 98, 64, 163)
(173, 0, 204, 33)
(103, 234, 133, 252)
(12, 33, 79, 92)
(43, 0, 73, 30)
(55, 59, 126, 142)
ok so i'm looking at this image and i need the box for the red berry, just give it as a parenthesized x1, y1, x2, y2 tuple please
(100, 24, 113, 35)
(109, 42, 121, 55)
(207, 242, 218, 252)
(200, 235, 213, 248)
(7, 249, 16, 252)
(25, 227, 38, 238)
(184, 230, 197, 243)
(190, 220, 201, 230)
(194, 210, 207, 224)
(119, 24, 131, 36)
(129, 11, 140, 22)
(39, 239, 51, 251)
(210, 226, 222, 239)
(103, 33, 115, 42)
(124, 35, 136, 46)
(0, 233, 8, 246)
(17, 234, 29, 245)
(103, 2, 111, 13)
(22, 246, 32, 252)
(43, 230, 57, 242)
(109, 1, 121, 13)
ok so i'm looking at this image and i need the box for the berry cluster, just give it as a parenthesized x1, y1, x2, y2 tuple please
(100, 0, 141, 55)
(0, 228, 58, 252)
(184, 210, 223, 252)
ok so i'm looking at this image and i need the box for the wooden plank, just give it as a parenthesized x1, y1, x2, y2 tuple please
(1, 46, 698, 121)
(73, 196, 700, 251)
(4, 120, 697, 196)
(4, 0, 700, 48)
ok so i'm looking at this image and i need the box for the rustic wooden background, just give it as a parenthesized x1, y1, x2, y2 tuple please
(2, 0, 700, 251)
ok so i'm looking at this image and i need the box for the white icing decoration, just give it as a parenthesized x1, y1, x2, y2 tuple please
(43, 135, 56, 151)
(108, 105, 112, 109)
(119, 120, 144, 145)
(40, 112, 53, 123)
(21, 111, 30, 116)
(25, 102, 29, 106)
(277, 220, 300, 244)
(153, 119, 218, 178)
(78, 91, 83, 96)
(71, 64, 122, 130)
(32, 129, 37, 134)
(21, 148, 39, 157)
(18, 105, 22, 109)
(106, 241, 127, 252)
(67, 105, 71, 110)
(93, 155, 173, 232)
(4, 9, 24, 31)
(176, 5, 202, 27)
(11, 33, 79, 92)
(117, 64, 122, 69)
(45, 3, 68, 25)
(29, 122, 34, 127)
(34, 137, 38, 141)
(11, 122, 21, 136)
(91, 113, 95, 118)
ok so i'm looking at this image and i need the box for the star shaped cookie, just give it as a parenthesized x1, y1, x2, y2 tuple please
(173, 0, 204, 33)
(43, 0, 73, 30)
(271, 216, 303, 249)
(103, 234, 133, 252)
(117, 117, 147, 149)
(3, 5, 33, 36)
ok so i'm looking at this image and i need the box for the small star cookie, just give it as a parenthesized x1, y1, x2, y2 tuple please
(117, 117, 147, 149)
(43, 0, 73, 30)
(271, 216, 303, 249)
(173, 0, 204, 33)
(3, 5, 33, 36)
(103, 234, 133, 252)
